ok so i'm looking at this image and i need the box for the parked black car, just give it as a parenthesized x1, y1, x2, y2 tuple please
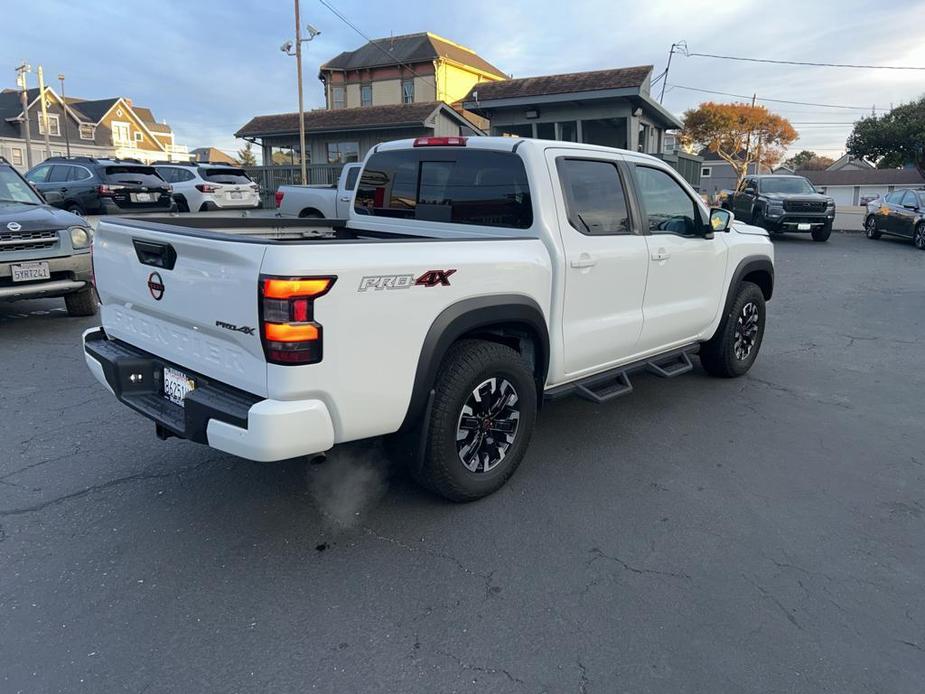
(731, 174, 836, 242)
(864, 188, 925, 250)
(0, 156, 97, 315)
(24, 156, 176, 216)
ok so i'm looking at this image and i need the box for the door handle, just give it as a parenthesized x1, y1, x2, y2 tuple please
(650, 248, 671, 262)
(339, 196, 351, 202)
(570, 253, 597, 269)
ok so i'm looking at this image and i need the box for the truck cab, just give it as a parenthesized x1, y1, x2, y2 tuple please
(275, 163, 362, 219)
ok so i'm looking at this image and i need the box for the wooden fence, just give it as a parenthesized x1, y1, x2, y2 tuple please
(243, 164, 344, 207)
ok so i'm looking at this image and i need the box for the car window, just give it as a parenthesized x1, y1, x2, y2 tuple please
(176, 168, 195, 182)
(557, 158, 630, 235)
(25, 165, 52, 183)
(200, 168, 251, 184)
(104, 166, 165, 186)
(155, 167, 176, 183)
(885, 191, 903, 204)
(48, 165, 73, 183)
(633, 166, 699, 236)
(902, 191, 918, 207)
(344, 166, 360, 191)
(0, 166, 44, 203)
(70, 166, 92, 182)
(759, 177, 815, 194)
(355, 148, 533, 230)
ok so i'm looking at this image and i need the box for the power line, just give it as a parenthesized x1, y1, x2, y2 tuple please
(666, 84, 887, 112)
(685, 51, 925, 71)
(316, 0, 439, 92)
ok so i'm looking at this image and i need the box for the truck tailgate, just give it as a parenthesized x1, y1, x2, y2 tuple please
(93, 220, 269, 397)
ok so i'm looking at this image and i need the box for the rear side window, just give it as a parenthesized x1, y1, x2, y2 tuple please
(557, 158, 630, 235)
(344, 166, 360, 191)
(201, 168, 251, 184)
(48, 165, 73, 183)
(354, 149, 533, 229)
(104, 166, 165, 186)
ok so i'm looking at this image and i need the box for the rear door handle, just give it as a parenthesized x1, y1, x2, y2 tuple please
(570, 253, 597, 269)
(339, 196, 351, 202)
(650, 248, 671, 262)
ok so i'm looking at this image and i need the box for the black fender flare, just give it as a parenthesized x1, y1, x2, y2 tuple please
(720, 255, 774, 320)
(399, 295, 550, 431)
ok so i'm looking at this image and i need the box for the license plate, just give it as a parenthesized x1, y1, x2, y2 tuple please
(229, 191, 243, 200)
(11, 261, 51, 283)
(132, 192, 153, 203)
(163, 366, 195, 407)
(797, 223, 811, 231)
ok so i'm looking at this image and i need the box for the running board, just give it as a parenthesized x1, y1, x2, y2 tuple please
(545, 345, 698, 404)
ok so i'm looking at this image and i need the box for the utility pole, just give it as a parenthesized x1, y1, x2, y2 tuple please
(294, 0, 307, 185)
(37, 66, 52, 160)
(15, 62, 34, 168)
(742, 93, 757, 181)
(58, 73, 71, 158)
(659, 41, 686, 104)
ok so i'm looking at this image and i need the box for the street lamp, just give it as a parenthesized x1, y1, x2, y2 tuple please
(58, 73, 71, 158)
(281, 0, 319, 185)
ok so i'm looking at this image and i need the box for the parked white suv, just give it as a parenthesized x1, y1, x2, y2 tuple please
(154, 162, 260, 212)
(85, 136, 774, 501)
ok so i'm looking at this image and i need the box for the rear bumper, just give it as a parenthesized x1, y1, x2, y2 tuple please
(100, 199, 176, 215)
(0, 252, 92, 299)
(82, 328, 334, 461)
(199, 198, 261, 212)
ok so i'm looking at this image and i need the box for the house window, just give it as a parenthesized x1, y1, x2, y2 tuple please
(79, 124, 96, 140)
(112, 122, 131, 144)
(10, 147, 23, 166)
(536, 123, 555, 139)
(401, 79, 414, 104)
(701, 167, 712, 178)
(326, 142, 359, 164)
(38, 113, 60, 136)
(332, 86, 345, 110)
(52, 150, 63, 158)
(361, 84, 372, 107)
(135, 132, 143, 142)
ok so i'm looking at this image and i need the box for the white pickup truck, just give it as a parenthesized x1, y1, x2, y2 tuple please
(274, 163, 362, 219)
(83, 136, 774, 501)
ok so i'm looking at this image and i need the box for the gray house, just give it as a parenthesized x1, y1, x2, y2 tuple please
(698, 149, 770, 199)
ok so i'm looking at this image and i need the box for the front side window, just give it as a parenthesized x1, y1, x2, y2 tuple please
(902, 191, 918, 208)
(332, 86, 345, 109)
(327, 142, 359, 164)
(0, 166, 43, 203)
(361, 84, 372, 106)
(401, 79, 414, 104)
(344, 166, 360, 191)
(48, 165, 74, 183)
(885, 191, 903, 204)
(634, 165, 699, 236)
(25, 164, 52, 183)
(355, 148, 533, 229)
(557, 158, 630, 235)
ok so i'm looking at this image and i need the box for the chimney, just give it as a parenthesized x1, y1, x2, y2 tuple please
(124, 97, 133, 107)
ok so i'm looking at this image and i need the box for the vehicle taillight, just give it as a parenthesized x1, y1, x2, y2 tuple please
(97, 184, 124, 197)
(259, 276, 335, 365)
(195, 183, 218, 193)
(275, 190, 285, 207)
(413, 136, 467, 147)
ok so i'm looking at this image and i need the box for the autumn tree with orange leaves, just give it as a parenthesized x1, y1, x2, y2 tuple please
(681, 102, 798, 187)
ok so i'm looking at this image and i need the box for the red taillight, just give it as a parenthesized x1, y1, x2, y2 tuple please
(413, 136, 467, 147)
(195, 183, 218, 193)
(275, 190, 285, 207)
(97, 184, 124, 197)
(259, 275, 336, 365)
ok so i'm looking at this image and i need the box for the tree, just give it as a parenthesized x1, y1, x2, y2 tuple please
(681, 102, 798, 186)
(237, 141, 257, 167)
(847, 96, 925, 175)
(784, 150, 834, 171)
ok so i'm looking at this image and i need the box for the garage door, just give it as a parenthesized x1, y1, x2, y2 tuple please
(826, 186, 856, 206)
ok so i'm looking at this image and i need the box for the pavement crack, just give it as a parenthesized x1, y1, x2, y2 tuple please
(577, 658, 590, 694)
(896, 639, 924, 652)
(742, 572, 803, 632)
(435, 648, 524, 686)
(587, 547, 691, 581)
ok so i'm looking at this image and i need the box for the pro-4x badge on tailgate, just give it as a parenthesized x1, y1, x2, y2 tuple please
(215, 321, 256, 336)
(358, 269, 457, 292)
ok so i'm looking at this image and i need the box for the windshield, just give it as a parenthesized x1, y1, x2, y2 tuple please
(0, 166, 43, 204)
(760, 177, 816, 194)
(104, 166, 166, 187)
(201, 168, 252, 185)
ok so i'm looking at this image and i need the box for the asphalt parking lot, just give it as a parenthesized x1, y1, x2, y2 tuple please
(1, 232, 923, 693)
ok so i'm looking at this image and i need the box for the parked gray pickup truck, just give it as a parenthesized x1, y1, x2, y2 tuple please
(0, 157, 97, 316)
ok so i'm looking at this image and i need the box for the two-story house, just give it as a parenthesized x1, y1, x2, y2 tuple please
(0, 86, 188, 170)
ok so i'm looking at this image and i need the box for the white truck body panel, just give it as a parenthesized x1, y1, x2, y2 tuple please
(276, 163, 362, 219)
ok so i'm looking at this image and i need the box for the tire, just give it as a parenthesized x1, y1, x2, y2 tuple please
(914, 223, 925, 251)
(812, 223, 832, 242)
(700, 282, 765, 378)
(175, 196, 190, 213)
(66, 203, 85, 217)
(415, 340, 537, 502)
(865, 216, 881, 240)
(751, 208, 767, 230)
(299, 209, 324, 219)
(64, 288, 98, 317)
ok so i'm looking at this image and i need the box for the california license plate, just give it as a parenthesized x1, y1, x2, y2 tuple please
(132, 192, 153, 203)
(229, 191, 243, 200)
(11, 261, 50, 282)
(797, 223, 811, 231)
(163, 366, 195, 407)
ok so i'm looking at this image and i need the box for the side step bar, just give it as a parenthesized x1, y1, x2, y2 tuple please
(545, 345, 697, 404)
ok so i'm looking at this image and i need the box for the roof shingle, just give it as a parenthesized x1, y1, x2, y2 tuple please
(464, 65, 652, 102)
(801, 168, 925, 186)
(235, 101, 449, 136)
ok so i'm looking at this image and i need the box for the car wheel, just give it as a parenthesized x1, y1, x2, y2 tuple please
(64, 288, 98, 317)
(750, 208, 767, 230)
(415, 340, 537, 502)
(914, 223, 925, 250)
(700, 281, 765, 379)
(66, 203, 85, 217)
(175, 196, 190, 213)
(812, 223, 832, 242)
(299, 209, 324, 219)
(865, 216, 881, 240)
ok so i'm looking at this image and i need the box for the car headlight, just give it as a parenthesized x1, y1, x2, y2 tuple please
(69, 226, 92, 249)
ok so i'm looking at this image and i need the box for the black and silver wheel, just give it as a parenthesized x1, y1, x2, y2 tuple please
(416, 340, 536, 502)
(914, 223, 925, 250)
(865, 216, 881, 240)
(64, 287, 98, 317)
(700, 281, 766, 378)
(812, 223, 832, 242)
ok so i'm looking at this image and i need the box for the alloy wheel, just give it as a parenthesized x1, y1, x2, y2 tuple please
(456, 377, 520, 473)
(734, 302, 760, 360)
(866, 218, 877, 238)
(915, 225, 925, 250)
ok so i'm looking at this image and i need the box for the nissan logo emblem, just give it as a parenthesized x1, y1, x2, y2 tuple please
(6, 222, 22, 231)
(147, 271, 165, 301)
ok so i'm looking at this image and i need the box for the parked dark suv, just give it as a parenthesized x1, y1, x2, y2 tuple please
(24, 157, 176, 216)
(731, 174, 836, 242)
(864, 188, 925, 250)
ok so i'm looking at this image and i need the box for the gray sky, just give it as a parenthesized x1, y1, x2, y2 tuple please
(4, 0, 924, 159)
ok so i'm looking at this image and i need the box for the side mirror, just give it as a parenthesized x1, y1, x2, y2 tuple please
(709, 207, 733, 233)
(744, 186, 756, 194)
